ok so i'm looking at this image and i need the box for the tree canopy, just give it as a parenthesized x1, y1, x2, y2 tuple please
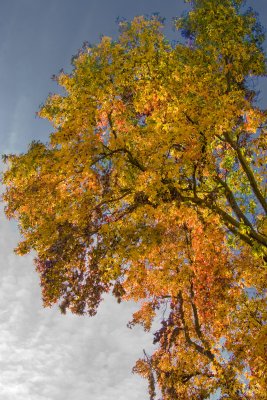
(3, 0, 267, 398)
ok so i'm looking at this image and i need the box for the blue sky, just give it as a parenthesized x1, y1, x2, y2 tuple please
(0, 1, 266, 399)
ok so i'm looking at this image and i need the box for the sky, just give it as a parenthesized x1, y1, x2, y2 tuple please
(0, 1, 266, 399)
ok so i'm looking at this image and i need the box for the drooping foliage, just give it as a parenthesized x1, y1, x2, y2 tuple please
(3, 0, 267, 398)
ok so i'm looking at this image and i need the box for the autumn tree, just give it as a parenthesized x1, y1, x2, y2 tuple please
(3, 0, 267, 398)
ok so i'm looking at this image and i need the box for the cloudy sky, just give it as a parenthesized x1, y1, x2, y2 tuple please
(0, 1, 266, 399)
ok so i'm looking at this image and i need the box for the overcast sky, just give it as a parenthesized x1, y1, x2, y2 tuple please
(0, 1, 266, 399)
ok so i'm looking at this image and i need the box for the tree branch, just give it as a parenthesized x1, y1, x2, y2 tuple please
(162, 182, 267, 247)
(177, 291, 215, 362)
(101, 143, 146, 172)
(215, 176, 254, 228)
(224, 132, 267, 215)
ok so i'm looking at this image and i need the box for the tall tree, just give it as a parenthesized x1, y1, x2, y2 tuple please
(3, 0, 267, 398)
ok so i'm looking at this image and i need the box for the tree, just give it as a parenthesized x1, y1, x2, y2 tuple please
(3, 0, 267, 398)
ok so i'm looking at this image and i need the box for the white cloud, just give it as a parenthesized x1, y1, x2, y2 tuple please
(0, 206, 152, 400)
